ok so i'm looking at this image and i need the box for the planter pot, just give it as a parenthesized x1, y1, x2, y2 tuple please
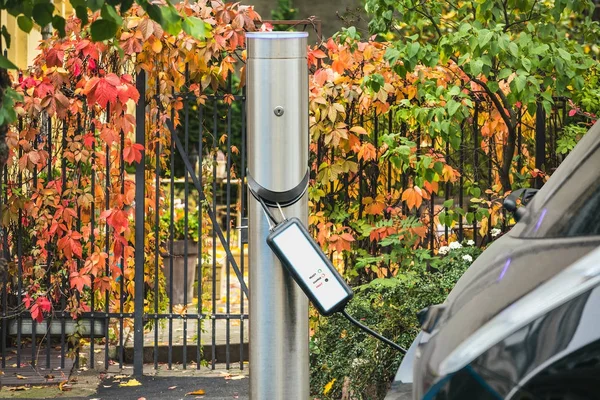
(164, 240, 199, 306)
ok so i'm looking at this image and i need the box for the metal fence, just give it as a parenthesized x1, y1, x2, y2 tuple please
(0, 69, 249, 382)
(0, 27, 567, 382)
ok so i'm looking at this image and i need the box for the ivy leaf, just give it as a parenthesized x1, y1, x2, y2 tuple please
(1, 26, 10, 50)
(470, 59, 484, 76)
(52, 15, 66, 38)
(87, 0, 105, 12)
(182, 16, 208, 40)
(75, 6, 89, 27)
(90, 19, 118, 41)
(160, 5, 182, 36)
(101, 3, 123, 26)
(17, 15, 33, 33)
(32, 2, 54, 27)
(521, 57, 532, 72)
(0, 53, 18, 69)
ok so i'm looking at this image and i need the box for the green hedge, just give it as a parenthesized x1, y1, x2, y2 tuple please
(310, 245, 482, 399)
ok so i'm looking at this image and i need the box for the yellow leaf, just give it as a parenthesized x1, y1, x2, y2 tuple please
(186, 389, 206, 395)
(152, 40, 163, 54)
(16, 374, 27, 379)
(323, 378, 336, 395)
(120, 379, 142, 387)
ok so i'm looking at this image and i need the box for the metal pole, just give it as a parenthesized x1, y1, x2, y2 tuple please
(133, 69, 146, 376)
(246, 32, 309, 399)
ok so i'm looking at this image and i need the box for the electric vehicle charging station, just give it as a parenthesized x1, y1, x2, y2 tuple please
(246, 31, 310, 400)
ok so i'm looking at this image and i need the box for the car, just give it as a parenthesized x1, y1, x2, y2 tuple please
(386, 120, 600, 400)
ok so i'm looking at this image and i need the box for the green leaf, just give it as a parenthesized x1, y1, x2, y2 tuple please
(447, 99, 461, 116)
(448, 86, 461, 97)
(90, 19, 118, 41)
(514, 74, 527, 92)
(52, 15, 66, 37)
(17, 15, 33, 33)
(1, 26, 10, 50)
(478, 29, 493, 47)
(101, 3, 123, 26)
(75, 6, 89, 26)
(443, 199, 454, 208)
(160, 5, 182, 36)
(32, 2, 55, 27)
(87, 0, 105, 12)
(70, 0, 86, 6)
(498, 68, 512, 80)
(470, 59, 484, 76)
(0, 53, 18, 69)
(508, 42, 519, 57)
(521, 57, 532, 72)
(487, 81, 499, 93)
(530, 44, 549, 56)
(182, 16, 208, 40)
(557, 48, 572, 61)
(408, 41, 420, 58)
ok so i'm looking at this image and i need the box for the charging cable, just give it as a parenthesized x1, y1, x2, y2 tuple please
(251, 190, 407, 354)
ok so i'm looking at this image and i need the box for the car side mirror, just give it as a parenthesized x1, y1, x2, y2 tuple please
(503, 188, 539, 222)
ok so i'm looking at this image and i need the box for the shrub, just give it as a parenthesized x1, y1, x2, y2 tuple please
(310, 243, 483, 399)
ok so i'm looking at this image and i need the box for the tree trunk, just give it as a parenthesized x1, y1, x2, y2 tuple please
(499, 124, 517, 192)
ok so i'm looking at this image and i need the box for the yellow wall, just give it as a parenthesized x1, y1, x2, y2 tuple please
(1, 0, 73, 70)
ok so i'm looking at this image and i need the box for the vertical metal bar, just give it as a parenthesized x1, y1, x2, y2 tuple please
(90, 110, 96, 369)
(118, 125, 125, 370)
(535, 103, 546, 189)
(183, 64, 190, 370)
(211, 95, 217, 370)
(16, 124, 23, 369)
(517, 113, 522, 175)
(154, 80, 161, 370)
(104, 104, 111, 369)
(225, 77, 232, 370)
(196, 102, 204, 369)
(168, 94, 175, 370)
(1, 158, 6, 368)
(458, 128, 464, 242)
(61, 118, 67, 370)
(444, 141, 450, 243)
(473, 101, 479, 246)
(247, 32, 309, 399)
(133, 69, 146, 377)
(239, 87, 246, 370)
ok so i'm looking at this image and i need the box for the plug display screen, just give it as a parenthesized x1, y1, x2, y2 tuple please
(267, 218, 353, 315)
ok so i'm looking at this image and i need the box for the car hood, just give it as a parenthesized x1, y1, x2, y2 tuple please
(422, 234, 600, 373)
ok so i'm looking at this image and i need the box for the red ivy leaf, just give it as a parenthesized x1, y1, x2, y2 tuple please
(123, 139, 144, 164)
(83, 74, 121, 108)
(46, 47, 65, 68)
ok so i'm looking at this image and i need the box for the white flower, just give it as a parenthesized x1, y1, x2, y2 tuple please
(462, 254, 473, 263)
(466, 240, 475, 246)
(491, 228, 501, 238)
(438, 246, 450, 255)
(449, 241, 462, 250)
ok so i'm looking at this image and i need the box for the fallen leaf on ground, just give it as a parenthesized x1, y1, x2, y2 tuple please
(120, 378, 142, 387)
(168, 386, 177, 390)
(113, 374, 129, 379)
(45, 374, 55, 379)
(16, 374, 27, 379)
(230, 375, 245, 380)
(186, 389, 206, 395)
(59, 381, 72, 391)
(138, 398, 146, 400)
(7, 386, 29, 391)
(103, 385, 112, 388)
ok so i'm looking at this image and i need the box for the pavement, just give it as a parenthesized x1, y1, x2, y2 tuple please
(0, 365, 248, 400)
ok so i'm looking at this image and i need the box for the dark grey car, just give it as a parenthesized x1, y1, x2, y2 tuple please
(387, 121, 600, 399)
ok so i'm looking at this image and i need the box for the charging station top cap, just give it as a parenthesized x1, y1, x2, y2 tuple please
(246, 32, 308, 59)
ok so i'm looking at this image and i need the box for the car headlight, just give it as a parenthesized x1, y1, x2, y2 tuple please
(439, 245, 600, 376)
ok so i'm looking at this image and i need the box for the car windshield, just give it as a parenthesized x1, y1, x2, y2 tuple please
(514, 121, 600, 238)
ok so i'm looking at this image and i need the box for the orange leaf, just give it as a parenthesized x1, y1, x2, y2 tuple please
(402, 187, 423, 210)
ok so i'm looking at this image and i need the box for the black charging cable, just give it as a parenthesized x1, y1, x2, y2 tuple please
(341, 309, 407, 353)
(252, 187, 407, 354)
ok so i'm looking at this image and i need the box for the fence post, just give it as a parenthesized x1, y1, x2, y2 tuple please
(246, 32, 309, 399)
(134, 69, 146, 376)
(535, 102, 546, 189)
